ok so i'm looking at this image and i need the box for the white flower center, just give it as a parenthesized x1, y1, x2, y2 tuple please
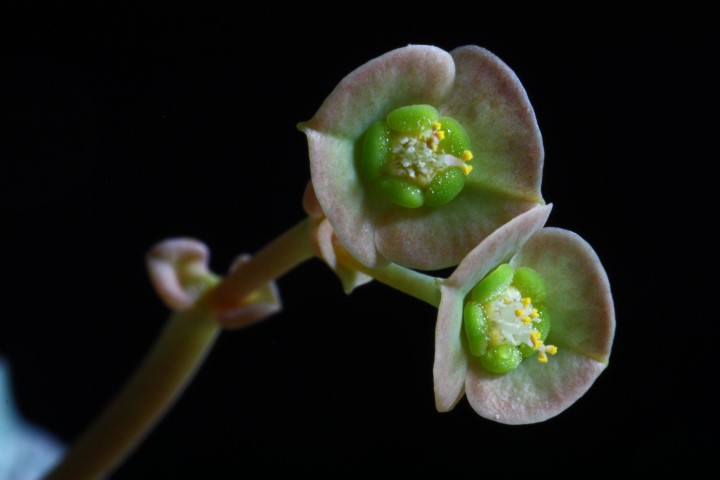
(485, 286, 539, 347)
(386, 125, 471, 187)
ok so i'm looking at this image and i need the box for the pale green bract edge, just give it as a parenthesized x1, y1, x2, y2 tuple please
(444, 204, 552, 292)
(509, 228, 615, 364)
(464, 347, 608, 425)
(375, 189, 546, 270)
(301, 127, 386, 267)
(443, 45, 544, 200)
(433, 286, 468, 412)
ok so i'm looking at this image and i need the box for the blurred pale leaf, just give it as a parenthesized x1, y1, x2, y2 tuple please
(0, 357, 64, 480)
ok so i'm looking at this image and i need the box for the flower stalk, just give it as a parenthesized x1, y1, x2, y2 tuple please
(47, 220, 315, 479)
(209, 218, 314, 313)
(46, 309, 220, 480)
(334, 240, 441, 307)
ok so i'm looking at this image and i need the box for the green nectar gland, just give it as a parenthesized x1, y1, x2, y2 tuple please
(359, 105, 474, 208)
(463, 264, 558, 374)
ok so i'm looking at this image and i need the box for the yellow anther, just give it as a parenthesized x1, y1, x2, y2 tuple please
(538, 351, 548, 363)
(530, 331, 543, 349)
(531, 308, 540, 318)
(521, 316, 532, 325)
(503, 297, 511, 305)
(522, 297, 532, 307)
(432, 121, 442, 130)
(515, 309, 525, 317)
(460, 164, 473, 175)
(461, 150, 473, 161)
(545, 345, 558, 355)
(436, 130, 446, 140)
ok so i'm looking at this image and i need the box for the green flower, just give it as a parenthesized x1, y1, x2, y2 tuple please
(300, 45, 544, 270)
(434, 205, 615, 424)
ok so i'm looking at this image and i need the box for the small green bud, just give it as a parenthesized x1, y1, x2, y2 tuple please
(374, 177, 424, 208)
(359, 120, 391, 181)
(424, 167, 466, 207)
(386, 104, 439, 133)
(513, 267, 548, 303)
(471, 264, 514, 303)
(480, 344, 522, 373)
(463, 301, 489, 356)
(437, 116, 471, 157)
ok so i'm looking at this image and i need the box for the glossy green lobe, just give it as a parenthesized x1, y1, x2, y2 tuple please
(437, 116, 471, 157)
(386, 105, 439, 133)
(480, 345, 522, 373)
(425, 167, 466, 207)
(471, 264, 514, 303)
(375, 177, 424, 208)
(359, 120, 391, 181)
(534, 305, 551, 340)
(513, 267, 548, 303)
(463, 301, 489, 356)
(517, 343, 534, 359)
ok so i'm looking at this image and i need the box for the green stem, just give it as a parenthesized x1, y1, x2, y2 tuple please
(46, 215, 440, 478)
(336, 247, 441, 307)
(47, 219, 316, 479)
(47, 310, 220, 480)
(362, 264, 441, 307)
(209, 218, 314, 313)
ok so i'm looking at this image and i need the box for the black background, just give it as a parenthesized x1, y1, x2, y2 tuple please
(2, 5, 715, 477)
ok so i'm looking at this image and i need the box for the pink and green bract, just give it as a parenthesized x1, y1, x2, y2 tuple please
(434, 205, 615, 424)
(300, 45, 545, 270)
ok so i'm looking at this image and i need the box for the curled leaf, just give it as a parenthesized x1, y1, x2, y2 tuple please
(147, 238, 214, 311)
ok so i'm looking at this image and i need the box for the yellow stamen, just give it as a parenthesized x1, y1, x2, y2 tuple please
(522, 297, 532, 307)
(545, 345, 558, 355)
(503, 297, 511, 305)
(430, 142, 438, 152)
(432, 121, 442, 130)
(461, 150, 473, 161)
(530, 331, 543, 349)
(515, 309, 525, 317)
(521, 316, 532, 325)
(531, 308, 540, 318)
(436, 130, 446, 140)
(460, 164, 473, 175)
(538, 352, 548, 363)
